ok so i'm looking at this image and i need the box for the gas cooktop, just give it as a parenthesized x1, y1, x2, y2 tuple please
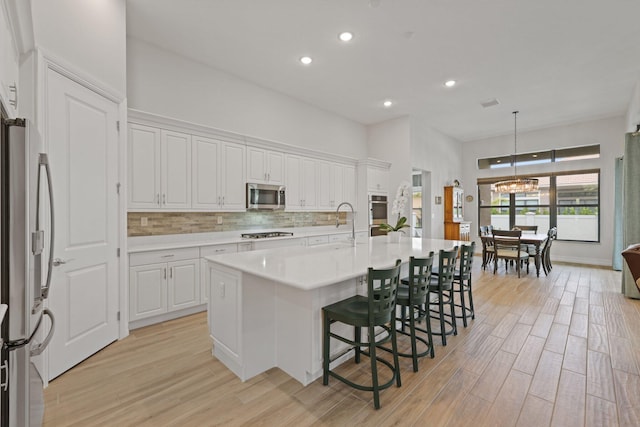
(241, 231, 294, 239)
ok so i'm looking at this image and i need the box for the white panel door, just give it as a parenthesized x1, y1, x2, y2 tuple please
(220, 143, 246, 211)
(46, 68, 120, 380)
(192, 136, 220, 209)
(128, 124, 161, 208)
(161, 130, 191, 208)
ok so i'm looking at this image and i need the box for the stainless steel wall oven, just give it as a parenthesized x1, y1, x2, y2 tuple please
(369, 194, 388, 236)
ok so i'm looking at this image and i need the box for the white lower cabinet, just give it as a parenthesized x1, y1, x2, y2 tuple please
(167, 259, 200, 311)
(129, 247, 200, 324)
(129, 262, 167, 321)
(208, 264, 241, 359)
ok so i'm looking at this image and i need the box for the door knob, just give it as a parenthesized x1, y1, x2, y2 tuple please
(52, 258, 73, 266)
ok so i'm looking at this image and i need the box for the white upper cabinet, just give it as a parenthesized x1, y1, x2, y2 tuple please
(247, 147, 284, 185)
(367, 165, 389, 193)
(128, 124, 162, 209)
(192, 135, 246, 211)
(343, 165, 356, 207)
(285, 154, 317, 211)
(219, 142, 246, 210)
(191, 136, 221, 209)
(318, 162, 356, 210)
(128, 124, 191, 209)
(162, 130, 192, 209)
(0, 3, 19, 117)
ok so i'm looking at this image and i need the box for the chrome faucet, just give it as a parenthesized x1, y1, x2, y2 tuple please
(336, 202, 356, 246)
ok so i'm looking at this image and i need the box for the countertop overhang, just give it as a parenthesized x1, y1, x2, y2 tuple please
(205, 236, 470, 290)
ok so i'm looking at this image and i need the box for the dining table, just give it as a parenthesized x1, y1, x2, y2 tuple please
(481, 233, 549, 277)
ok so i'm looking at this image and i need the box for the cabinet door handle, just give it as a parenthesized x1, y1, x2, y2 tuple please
(156, 193, 160, 205)
(161, 254, 174, 258)
(164, 268, 167, 279)
(268, 173, 270, 181)
(222, 196, 225, 205)
(169, 267, 173, 279)
(163, 194, 166, 205)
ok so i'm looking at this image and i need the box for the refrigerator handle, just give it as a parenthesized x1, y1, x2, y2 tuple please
(30, 309, 55, 357)
(38, 153, 55, 299)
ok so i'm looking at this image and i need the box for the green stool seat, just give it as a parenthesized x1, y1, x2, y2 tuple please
(322, 259, 402, 410)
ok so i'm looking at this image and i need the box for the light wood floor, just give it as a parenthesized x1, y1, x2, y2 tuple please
(43, 259, 640, 426)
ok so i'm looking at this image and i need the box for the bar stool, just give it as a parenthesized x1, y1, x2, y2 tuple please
(453, 242, 475, 327)
(396, 253, 435, 372)
(428, 247, 458, 346)
(322, 259, 402, 409)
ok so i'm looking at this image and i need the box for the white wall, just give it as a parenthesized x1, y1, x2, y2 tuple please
(127, 38, 367, 159)
(461, 115, 625, 266)
(410, 117, 463, 239)
(31, 0, 126, 95)
(367, 116, 412, 225)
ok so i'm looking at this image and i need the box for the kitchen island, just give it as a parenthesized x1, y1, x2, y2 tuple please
(204, 236, 469, 386)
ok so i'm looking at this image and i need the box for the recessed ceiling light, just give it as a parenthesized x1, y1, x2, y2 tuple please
(300, 56, 313, 65)
(383, 100, 393, 108)
(444, 80, 456, 88)
(338, 32, 353, 42)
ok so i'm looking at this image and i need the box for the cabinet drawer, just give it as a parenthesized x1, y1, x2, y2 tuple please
(329, 233, 350, 242)
(201, 243, 239, 257)
(307, 235, 329, 246)
(130, 247, 200, 266)
(460, 223, 471, 232)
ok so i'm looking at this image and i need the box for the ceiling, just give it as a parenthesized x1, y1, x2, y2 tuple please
(126, 0, 640, 142)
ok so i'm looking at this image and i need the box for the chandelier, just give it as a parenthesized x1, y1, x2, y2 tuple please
(494, 111, 539, 194)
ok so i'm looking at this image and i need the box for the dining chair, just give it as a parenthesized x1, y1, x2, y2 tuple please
(479, 226, 494, 269)
(322, 259, 402, 409)
(492, 229, 529, 278)
(542, 227, 557, 274)
(514, 225, 538, 253)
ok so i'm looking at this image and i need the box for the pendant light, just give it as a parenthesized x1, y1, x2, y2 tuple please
(494, 111, 539, 193)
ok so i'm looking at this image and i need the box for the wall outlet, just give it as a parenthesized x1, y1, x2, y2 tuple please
(140, 217, 148, 226)
(217, 216, 223, 225)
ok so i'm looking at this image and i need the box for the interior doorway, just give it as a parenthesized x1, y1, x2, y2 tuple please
(412, 169, 431, 238)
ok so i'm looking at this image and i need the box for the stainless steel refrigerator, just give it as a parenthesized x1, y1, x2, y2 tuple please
(1, 115, 55, 426)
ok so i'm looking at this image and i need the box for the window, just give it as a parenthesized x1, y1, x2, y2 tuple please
(477, 170, 599, 242)
(477, 145, 600, 170)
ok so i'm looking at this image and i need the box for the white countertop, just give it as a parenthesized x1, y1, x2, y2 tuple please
(128, 226, 368, 253)
(205, 236, 470, 290)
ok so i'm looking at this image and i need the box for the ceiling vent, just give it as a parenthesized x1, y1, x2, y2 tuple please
(481, 98, 500, 108)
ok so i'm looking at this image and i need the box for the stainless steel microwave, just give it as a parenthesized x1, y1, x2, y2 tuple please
(246, 183, 286, 210)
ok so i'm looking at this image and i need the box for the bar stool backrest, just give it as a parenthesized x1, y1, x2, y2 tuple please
(407, 253, 434, 305)
(458, 242, 476, 281)
(436, 247, 459, 291)
(367, 259, 402, 325)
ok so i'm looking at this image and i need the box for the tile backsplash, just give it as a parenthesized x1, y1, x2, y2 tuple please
(128, 211, 348, 236)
